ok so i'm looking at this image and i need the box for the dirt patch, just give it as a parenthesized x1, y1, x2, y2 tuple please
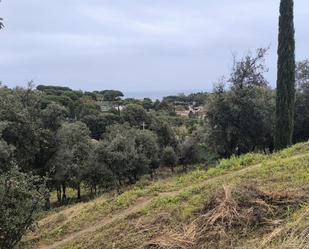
(146, 184, 307, 249)
(37, 198, 152, 249)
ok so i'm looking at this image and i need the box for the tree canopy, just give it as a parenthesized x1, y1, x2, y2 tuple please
(275, 0, 296, 149)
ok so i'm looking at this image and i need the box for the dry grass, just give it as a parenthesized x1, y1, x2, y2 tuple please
(23, 142, 309, 249)
(146, 184, 307, 249)
(257, 207, 309, 249)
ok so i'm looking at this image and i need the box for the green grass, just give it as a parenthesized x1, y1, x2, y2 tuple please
(23, 141, 309, 249)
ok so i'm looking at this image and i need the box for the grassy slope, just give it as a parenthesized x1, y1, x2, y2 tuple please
(24, 142, 309, 249)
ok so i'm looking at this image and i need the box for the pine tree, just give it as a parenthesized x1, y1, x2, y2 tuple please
(0, 0, 3, 30)
(0, 18, 3, 29)
(275, 0, 296, 150)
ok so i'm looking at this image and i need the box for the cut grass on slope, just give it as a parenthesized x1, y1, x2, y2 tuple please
(24, 141, 309, 249)
(147, 184, 308, 249)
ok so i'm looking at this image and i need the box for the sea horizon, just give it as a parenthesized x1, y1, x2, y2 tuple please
(123, 89, 208, 100)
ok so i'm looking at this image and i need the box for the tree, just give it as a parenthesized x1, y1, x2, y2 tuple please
(0, 86, 42, 172)
(37, 85, 86, 120)
(83, 141, 115, 194)
(294, 60, 309, 142)
(40, 102, 68, 131)
(0, 122, 15, 172)
(296, 60, 309, 90)
(149, 114, 179, 149)
(180, 129, 209, 168)
(161, 146, 178, 172)
(229, 48, 268, 90)
(142, 98, 153, 111)
(205, 50, 275, 157)
(100, 90, 124, 101)
(0, 0, 3, 30)
(52, 122, 92, 201)
(81, 112, 122, 139)
(101, 125, 140, 187)
(96, 124, 160, 188)
(121, 104, 150, 128)
(275, 0, 296, 150)
(135, 130, 160, 177)
(0, 167, 46, 249)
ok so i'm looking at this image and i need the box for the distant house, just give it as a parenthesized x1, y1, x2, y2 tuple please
(96, 101, 115, 112)
(95, 90, 124, 112)
(96, 100, 124, 112)
(176, 105, 205, 118)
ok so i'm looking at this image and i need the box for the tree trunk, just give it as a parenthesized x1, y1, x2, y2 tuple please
(182, 164, 187, 173)
(77, 184, 81, 200)
(62, 183, 67, 201)
(45, 196, 51, 210)
(128, 176, 135, 185)
(56, 186, 62, 203)
(134, 173, 138, 182)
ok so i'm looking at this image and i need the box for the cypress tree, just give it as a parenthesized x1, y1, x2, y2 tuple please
(275, 0, 296, 150)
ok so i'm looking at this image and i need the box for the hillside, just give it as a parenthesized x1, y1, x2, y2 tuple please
(23, 142, 309, 249)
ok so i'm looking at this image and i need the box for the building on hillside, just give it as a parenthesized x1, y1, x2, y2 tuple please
(175, 105, 205, 118)
(96, 100, 124, 112)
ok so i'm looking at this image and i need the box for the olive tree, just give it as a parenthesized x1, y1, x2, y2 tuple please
(52, 122, 92, 201)
(205, 49, 275, 157)
(161, 146, 178, 172)
(0, 167, 46, 249)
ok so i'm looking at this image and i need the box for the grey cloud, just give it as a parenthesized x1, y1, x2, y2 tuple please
(0, 0, 308, 93)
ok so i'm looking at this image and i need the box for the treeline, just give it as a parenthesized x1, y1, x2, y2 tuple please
(1, 49, 309, 248)
(206, 50, 309, 157)
(0, 82, 208, 206)
(2, 51, 309, 205)
(1, 82, 208, 248)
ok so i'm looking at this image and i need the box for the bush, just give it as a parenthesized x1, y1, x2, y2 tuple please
(0, 167, 46, 249)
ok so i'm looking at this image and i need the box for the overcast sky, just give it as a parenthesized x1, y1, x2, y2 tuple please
(0, 0, 308, 94)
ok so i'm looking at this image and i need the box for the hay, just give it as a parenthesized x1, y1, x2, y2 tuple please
(146, 184, 305, 249)
(259, 208, 309, 249)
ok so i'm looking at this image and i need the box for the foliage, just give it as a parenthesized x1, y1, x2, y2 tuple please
(52, 122, 93, 200)
(100, 124, 160, 187)
(22, 141, 309, 249)
(142, 98, 154, 111)
(149, 114, 179, 149)
(229, 48, 269, 90)
(0, 167, 46, 249)
(205, 49, 275, 157)
(121, 104, 150, 128)
(163, 92, 209, 107)
(296, 60, 309, 89)
(294, 60, 309, 143)
(0, 122, 15, 172)
(0, 17, 3, 30)
(83, 141, 115, 192)
(100, 90, 124, 101)
(179, 129, 211, 166)
(275, 0, 296, 150)
(81, 112, 122, 139)
(161, 146, 178, 172)
(0, 1, 3, 31)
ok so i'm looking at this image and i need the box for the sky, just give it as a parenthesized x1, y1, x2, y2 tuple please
(0, 0, 308, 96)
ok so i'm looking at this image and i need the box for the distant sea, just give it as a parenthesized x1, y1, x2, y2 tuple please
(123, 90, 206, 100)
